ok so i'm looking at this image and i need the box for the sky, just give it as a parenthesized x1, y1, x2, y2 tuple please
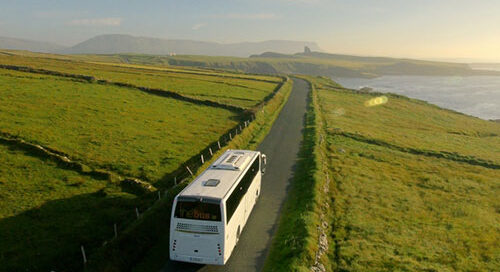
(1, 0, 499, 62)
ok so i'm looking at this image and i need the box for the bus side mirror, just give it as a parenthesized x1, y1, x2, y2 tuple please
(261, 154, 267, 175)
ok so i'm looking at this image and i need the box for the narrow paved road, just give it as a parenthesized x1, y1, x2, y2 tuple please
(162, 78, 309, 272)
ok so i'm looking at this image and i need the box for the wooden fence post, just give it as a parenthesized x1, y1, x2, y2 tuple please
(114, 223, 118, 238)
(217, 141, 221, 149)
(186, 166, 193, 177)
(135, 207, 140, 219)
(209, 147, 213, 156)
(201, 154, 204, 164)
(81, 245, 87, 265)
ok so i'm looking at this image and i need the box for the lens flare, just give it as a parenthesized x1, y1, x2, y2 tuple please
(364, 96, 388, 107)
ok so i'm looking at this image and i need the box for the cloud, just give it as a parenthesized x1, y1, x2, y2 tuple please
(192, 23, 207, 30)
(211, 13, 279, 20)
(68, 17, 122, 26)
(34, 10, 90, 19)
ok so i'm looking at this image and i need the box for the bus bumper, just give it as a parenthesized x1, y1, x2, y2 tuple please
(170, 253, 225, 265)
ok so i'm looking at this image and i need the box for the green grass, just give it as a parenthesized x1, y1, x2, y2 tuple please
(0, 144, 140, 272)
(326, 134, 499, 271)
(315, 82, 500, 164)
(0, 68, 239, 181)
(0, 51, 281, 108)
(309, 76, 500, 271)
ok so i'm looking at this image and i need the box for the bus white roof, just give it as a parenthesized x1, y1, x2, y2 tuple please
(178, 149, 259, 201)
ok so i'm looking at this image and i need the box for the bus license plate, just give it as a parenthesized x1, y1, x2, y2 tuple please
(190, 257, 202, 262)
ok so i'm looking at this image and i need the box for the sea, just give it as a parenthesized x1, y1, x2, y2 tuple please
(333, 76, 500, 120)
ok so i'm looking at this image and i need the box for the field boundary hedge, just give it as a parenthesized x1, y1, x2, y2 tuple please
(336, 131, 499, 169)
(91, 61, 283, 84)
(0, 131, 117, 182)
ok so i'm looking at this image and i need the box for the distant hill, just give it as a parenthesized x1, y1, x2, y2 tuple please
(160, 50, 500, 78)
(59, 34, 322, 57)
(245, 51, 500, 77)
(0, 36, 66, 53)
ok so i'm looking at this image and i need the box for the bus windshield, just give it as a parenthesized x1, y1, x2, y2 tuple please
(174, 197, 221, 222)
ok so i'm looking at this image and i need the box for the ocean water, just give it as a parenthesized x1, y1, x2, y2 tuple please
(333, 76, 500, 120)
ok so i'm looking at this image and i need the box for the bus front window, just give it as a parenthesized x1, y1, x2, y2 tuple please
(174, 197, 221, 222)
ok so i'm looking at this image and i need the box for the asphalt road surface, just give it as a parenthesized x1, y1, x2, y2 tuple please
(162, 78, 309, 272)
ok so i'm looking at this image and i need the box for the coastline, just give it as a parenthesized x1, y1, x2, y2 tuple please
(333, 75, 500, 121)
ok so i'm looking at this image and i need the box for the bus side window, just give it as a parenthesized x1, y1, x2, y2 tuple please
(226, 158, 260, 222)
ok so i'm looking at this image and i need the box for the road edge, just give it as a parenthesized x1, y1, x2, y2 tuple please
(263, 76, 334, 272)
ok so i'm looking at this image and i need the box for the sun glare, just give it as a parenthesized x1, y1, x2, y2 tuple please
(364, 96, 388, 107)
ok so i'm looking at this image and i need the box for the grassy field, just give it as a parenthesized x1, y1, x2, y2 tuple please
(0, 50, 282, 82)
(0, 51, 281, 108)
(0, 68, 240, 181)
(312, 76, 500, 271)
(326, 133, 499, 271)
(0, 144, 141, 272)
(315, 82, 500, 165)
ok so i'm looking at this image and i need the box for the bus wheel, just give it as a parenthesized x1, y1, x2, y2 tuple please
(236, 226, 241, 243)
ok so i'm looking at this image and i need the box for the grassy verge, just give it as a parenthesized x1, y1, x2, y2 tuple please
(85, 78, 293, 272)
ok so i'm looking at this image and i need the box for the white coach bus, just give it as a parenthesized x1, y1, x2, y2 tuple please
(169, 149, 267, 265)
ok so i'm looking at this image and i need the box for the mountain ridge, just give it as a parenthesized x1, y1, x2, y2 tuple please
(0, 34, 322, 57)
(58, 34, 322, 57)
(0, 36, 66, 53)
